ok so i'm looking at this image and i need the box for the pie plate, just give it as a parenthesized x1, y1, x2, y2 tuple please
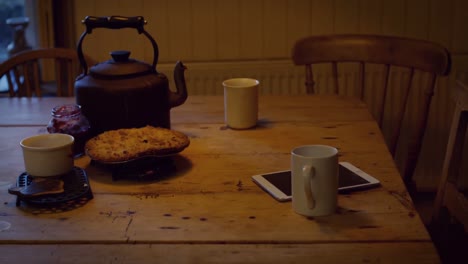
(84, 126, 190, 165)
(86, 146, 187, 165)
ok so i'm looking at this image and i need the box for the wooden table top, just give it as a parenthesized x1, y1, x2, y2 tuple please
(0, 96, 439, 263)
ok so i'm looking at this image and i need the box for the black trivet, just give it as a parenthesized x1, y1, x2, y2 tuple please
(92, 156, 176, 181)
(12, 167, 93, 211)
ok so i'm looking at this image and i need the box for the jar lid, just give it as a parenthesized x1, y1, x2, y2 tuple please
(89, 50, 153, 79)
(51, 104, 82, 118)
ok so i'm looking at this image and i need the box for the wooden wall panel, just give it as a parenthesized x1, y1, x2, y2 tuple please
(452, 0, 468, 53)
(192, 0, 216, 61)
(167, 0, 192, 60)
(310, 0, 334, 34)
(116, 0, 145, 60)
(91, 0, 125, 60)
(405, 0, 429, 39)
(263, 0, 288, 58)
(142, 0, 170, 63)
(381, 0, 405, 36)
(358, 0, 383, 34)
(239, 0, 263, 59)
(285, 0, 311, 56)
(334, 0, 359, 33)
(428, 0, 453, 52)
(216, 0, 241, 59)
(72, 0, 467, 63)
(73, 0, 95, 56)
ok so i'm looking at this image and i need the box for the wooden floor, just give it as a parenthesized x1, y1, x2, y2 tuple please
(413, 192, 468, 264)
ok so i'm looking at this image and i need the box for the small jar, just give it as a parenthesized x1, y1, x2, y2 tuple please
(47, 104, 90, 157)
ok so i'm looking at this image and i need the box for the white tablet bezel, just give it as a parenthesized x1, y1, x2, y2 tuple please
(252, 170, 291, 202)
(338, 162, 380, 192)
(252, 162, 381, 201)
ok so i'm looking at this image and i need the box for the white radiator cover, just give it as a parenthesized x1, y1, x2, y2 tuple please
(158, 60, 306, 96)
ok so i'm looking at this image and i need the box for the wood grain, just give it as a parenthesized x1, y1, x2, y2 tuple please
(0, 95, 437, 262)
(70, 0, 468, 62)
(0, 243, 439, 264)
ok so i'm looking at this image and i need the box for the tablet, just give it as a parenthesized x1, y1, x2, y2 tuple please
(252, 162, 380, 201)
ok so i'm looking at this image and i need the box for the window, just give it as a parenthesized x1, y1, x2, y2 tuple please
(1, 0, 69, 94)
(0, 0, 26, 62)
(0, 0, 26, 93)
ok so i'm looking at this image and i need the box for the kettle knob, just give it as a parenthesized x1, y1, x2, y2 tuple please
(111, 50, 131, 62)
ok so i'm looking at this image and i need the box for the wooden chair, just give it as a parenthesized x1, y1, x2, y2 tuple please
(429, 80, 468, 263)
(292, 34, 451, 187)
(432, 80, 468, 232)
(0, 48, 94, 97)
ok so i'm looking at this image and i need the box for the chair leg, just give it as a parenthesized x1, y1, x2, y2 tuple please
(429, 207, 468, 264)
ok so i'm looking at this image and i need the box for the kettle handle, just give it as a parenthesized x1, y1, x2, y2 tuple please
(76, 16, 159, 75)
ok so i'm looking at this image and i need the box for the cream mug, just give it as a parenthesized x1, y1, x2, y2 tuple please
(291, 145, 338, 217)
(222, 78, 259, 129)
(20, 133, 74, 177)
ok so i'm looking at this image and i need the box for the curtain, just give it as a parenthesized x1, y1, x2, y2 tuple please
(24, 0, 76, 49)
(52, 0, 76, 48)
(24, 0, 54, 49)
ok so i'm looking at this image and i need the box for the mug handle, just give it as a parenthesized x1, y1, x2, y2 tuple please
(302, 165, 315, 209)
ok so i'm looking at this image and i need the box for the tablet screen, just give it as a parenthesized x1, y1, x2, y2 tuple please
(261, 164, 372, 196)
(262, 170, 292, 196)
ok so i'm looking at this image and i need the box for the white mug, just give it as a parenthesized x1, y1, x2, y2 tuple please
(20, 133, 74, 177)
(291, 145, 338, 217)
(222, 78, 259, 129)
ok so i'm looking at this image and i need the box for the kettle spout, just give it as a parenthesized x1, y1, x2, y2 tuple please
(170, 61, 188, 108)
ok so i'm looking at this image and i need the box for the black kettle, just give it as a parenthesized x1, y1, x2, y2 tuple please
(75, 16, 187, 136)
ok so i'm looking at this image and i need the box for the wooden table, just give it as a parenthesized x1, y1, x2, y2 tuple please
(0, 96, 439, 263)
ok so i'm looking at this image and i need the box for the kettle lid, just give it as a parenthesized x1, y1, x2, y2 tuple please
(89, 50, 154, 79)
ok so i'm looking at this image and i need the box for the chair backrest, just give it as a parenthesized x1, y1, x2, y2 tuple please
(292, 34, 451, 185)
(0, 48, 94, 97)
(433, 80, 468, 233)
